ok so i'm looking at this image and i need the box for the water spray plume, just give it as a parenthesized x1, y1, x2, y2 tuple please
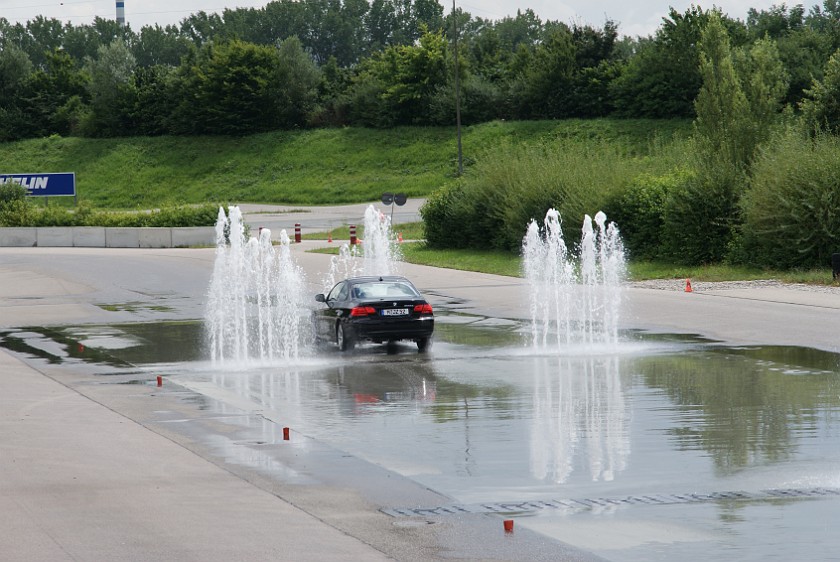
(522, 209, 626, 350)
(206, 206, 309, 364)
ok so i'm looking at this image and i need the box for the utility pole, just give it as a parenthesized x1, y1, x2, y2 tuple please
(453, 0, 463, 176)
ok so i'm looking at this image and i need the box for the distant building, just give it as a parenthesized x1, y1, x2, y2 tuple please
(116, 1, 125, 26)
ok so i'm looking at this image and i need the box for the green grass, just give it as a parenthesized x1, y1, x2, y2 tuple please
(302, 221, 425, 241)
(627, 261, 837, 284)
(400, 244, 522, 277)
(0, 119, 689, 209)
(309, 242, 839, 285)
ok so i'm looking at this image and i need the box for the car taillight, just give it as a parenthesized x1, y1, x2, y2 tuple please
(413, 303, 433, 315)
(350, 306, 377, 317)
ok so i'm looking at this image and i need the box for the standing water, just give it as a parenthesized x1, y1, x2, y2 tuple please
(206, 206, 309, 363)
(523, 209, 626, 349)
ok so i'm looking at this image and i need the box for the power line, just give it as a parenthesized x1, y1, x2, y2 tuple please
(2, 0, 103, 11)
(1, 1, 271, 25)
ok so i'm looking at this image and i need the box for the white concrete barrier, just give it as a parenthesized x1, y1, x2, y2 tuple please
(72, 227, 106, 247)
(105, 228, 140, 248)
(36, 227, 73, 247)
(0, 227, 215, 248)
(139, 228, 173, 248)
(0, 227, 37, 247)
(172, 227, 215, 247)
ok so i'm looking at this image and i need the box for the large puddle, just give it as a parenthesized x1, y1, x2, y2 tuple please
(3, 316, 839, 561)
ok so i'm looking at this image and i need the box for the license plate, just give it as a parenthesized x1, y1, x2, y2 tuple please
(381, 308, 409, 316)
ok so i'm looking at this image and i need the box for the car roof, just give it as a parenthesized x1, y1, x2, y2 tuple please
(346, 276, 411, 284)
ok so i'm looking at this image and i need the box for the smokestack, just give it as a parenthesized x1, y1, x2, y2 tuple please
(116, 1, 125, 26)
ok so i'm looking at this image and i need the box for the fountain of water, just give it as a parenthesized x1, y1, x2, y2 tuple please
(206, 206, 309, 364)
(523, 209, 626, 349)
(361, 204, 402, 276)
(321, 204, 402, 293)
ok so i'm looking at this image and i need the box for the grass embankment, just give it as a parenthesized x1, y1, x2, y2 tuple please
(14, 118, 828, 282)
(0, 119, 688, 209)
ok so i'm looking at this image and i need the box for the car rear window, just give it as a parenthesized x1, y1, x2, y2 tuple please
(353, 282, 419, 299)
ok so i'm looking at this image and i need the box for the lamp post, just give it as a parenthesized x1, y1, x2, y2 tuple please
(453, 0, 463, 176)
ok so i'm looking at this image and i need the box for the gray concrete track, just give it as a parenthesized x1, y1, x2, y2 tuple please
(2, 204, 840, 560)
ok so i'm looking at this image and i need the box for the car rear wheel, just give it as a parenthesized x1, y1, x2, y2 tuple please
(416, 337, 431, 352)
(337, 323, 355, 351)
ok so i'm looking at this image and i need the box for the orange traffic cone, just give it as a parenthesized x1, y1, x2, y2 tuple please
(685, 278, 693, 293)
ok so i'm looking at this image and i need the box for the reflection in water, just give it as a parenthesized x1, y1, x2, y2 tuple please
(531, 355, 629, 483)
(205, 357, 438, 435)
(639, 347, 840, 476)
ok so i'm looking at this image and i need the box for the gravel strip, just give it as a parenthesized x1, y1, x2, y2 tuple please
(628, 278, 840, 295)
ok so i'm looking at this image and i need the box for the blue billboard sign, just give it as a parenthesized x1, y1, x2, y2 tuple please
(0, 173, 76, 197)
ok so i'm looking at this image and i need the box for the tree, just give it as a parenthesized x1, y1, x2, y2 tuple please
(493, 9, 543, 52)
(180, 11, 226, 47)
(83, 38, 137, 136)
(367, 0, 398, 50)
(746, 4, 805, 39)
(275, 36, 322, 127)
(132, 24, 190, 67)
(258, 0, 309, 47)
(131, 64, 178, 135)
(25, 48, 89, 136)
(63, 17, 131, 62)
(19, 16, 65, 69)
(348, 28, 448, 126)
(735, 37, 789, 148)
(611, 6, 716, 118)
(662, 13, 750, 265)
(801, 47, 840, 134)
(775, 27, 832, 106)
(693, 13, 752, 171)
(0, 43, 32, 105)
(571, 20, 619, 69)
(195, 40, 285, 134)
(515, 25, 576, 118)
(0, 44, 34, 140)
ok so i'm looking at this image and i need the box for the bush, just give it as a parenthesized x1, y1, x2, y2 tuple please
(422, 135, 685, 253)
(739, 128, 840, 269)
(421, 182, 468, 248)
(0, 201, 220, 228)
(660, 159, 745, 265)
(0, 183, 27, 206)
(603, 170, 692, 260)
(0, 199, 35, 226)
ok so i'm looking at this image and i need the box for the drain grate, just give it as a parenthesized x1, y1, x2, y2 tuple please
(382, 487, 840, 517)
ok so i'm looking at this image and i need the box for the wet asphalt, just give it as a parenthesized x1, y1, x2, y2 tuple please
(2, 202, 840, 561)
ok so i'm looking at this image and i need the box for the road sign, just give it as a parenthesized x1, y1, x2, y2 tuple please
(0, 173, 76, 197)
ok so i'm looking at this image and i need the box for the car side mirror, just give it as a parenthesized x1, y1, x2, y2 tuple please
(315, 294, 326, 303)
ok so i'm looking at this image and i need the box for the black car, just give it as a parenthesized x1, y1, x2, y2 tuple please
(314, 276, 434, 351)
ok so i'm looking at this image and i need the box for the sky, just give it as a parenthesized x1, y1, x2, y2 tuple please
(0, 0, 785, 38)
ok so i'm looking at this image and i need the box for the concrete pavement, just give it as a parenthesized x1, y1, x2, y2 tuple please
(2, 219, 840, 560)
(0, 349, 392, 562)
